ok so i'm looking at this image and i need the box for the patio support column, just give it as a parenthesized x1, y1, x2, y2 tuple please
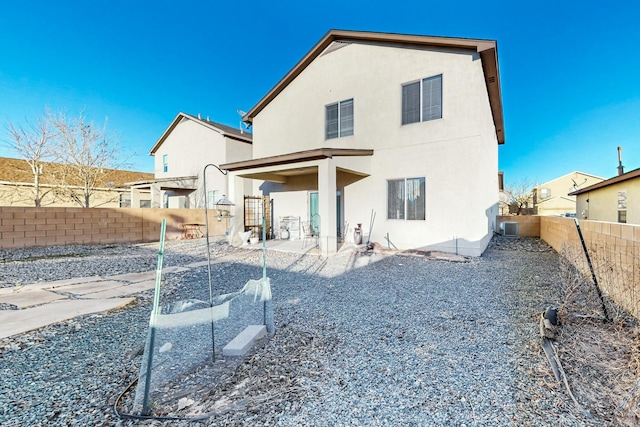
(318, 158, 337, 256)
(226, 172, 241, 245)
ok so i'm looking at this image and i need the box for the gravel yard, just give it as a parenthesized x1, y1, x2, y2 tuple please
(0, 237, 630, 426)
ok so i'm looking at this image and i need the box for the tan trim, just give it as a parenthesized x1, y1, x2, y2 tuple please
(243, 29, 505, 144)
(570, 168, 640, 195)
(220, 148, 374, 172)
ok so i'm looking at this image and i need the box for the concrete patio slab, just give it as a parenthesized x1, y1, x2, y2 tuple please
(0, 289, 66, 309)
(163, 266, 191, 274)
(52, 280, 126, 296)
(82, 280, 157, 299)
(0, 276, 104, 295)
(0, 297, 135, 339)
(107, 271, 156, 283)
(40, 276, 105, 289)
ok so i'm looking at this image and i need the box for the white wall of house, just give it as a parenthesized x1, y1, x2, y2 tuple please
(152, 117, 252, 208)
(248, 41, 499, 256)
(270, 190, 308, 240)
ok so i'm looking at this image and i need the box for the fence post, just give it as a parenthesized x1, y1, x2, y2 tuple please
(573, 218, 610, 322)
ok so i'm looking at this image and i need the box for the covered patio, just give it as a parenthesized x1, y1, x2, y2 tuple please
(221, 148, 373, 256)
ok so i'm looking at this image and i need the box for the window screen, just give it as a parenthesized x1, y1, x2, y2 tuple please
(402, 81, 420, 125)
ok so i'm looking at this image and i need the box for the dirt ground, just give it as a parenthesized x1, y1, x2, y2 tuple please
(551, 250, 640, 426)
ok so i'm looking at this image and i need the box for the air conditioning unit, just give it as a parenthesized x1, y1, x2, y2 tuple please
(502, 222, 519, 237)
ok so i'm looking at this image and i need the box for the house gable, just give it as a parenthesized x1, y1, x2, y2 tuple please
(244, 30, 503, 145)
(249, 35, 500, 161)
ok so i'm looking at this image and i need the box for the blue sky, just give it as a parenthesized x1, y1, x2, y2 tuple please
(1, 1, 638, 188)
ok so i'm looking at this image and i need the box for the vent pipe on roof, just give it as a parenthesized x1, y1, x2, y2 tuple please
(198, 113, 201, 120)
(617, 146, 625, 176)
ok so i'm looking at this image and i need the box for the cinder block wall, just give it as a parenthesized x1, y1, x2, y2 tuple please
(539, 216, 579, 251)
(0, 207, 228, 249)
(540, 216, 640, 319)
(496, 215, 541, 237)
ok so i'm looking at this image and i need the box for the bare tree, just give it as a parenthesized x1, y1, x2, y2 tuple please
(49, 111, 128, 208)
(3, 116, 56, 206)
(505, 178, 535, 215)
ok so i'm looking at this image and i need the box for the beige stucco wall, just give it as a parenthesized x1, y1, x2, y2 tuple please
(250, 42, 499, 256)
(577, 178, 640, 224)
(536, 197, 575, 217)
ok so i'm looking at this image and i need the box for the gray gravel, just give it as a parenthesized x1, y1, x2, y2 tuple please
(0, 237, 602, 426)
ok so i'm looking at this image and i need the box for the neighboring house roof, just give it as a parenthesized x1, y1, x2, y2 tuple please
(570, 167, 640, 195)
(243, 29, 505, 144)
(535, 171, 605, 189)
(0, 157, 154, 188)
(149, 112, 252, 155)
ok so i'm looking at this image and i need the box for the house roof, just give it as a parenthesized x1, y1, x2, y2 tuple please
(0, 157, 154, 188)
(243, 29, 505, 144)
(570, 167, 640, 195)
(149, 112, 252, 155)
(534, 171, 605, 188)
(220, 148, 374, 172)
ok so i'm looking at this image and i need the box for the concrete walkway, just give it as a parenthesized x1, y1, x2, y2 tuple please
(0, 266, 189, 339)
(0, 240, 330, 339)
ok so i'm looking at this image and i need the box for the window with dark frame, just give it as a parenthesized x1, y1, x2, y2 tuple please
(388, 177, 426, 220)
(326, 99, 354, 139)
(402, 74, 442, 125)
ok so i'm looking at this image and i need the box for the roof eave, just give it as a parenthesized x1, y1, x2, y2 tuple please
(570, 167, 640, 195)
(220, 148, 374, 172)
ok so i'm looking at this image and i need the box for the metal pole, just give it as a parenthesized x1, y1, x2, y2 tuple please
(142, 219, 166, 415)
(573, 218, 610, 322)
(203, 164, 229, 361)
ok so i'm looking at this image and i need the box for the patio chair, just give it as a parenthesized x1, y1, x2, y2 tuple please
(301, 221, 318, 249)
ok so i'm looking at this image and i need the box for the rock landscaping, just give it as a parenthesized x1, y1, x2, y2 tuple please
(0, 236, 637, 426)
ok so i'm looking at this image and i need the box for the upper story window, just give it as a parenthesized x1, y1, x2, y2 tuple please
(162, 154, 168, 173)
(326, 99, 354, 139)
(402, 74, 442, 125)
(540, 188, 550, 199)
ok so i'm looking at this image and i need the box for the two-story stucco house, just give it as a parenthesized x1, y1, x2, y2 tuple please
(130, 112, 252, 209)
(533, 171, 604, 216)
(221, 30, 505, 256)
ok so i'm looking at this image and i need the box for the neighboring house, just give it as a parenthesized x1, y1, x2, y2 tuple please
(221, 30, 504, 256)
(534, 171, 604, 216)
(0, 156, 153, 208)
(571, 167, 640, 224)
(130, 112, 252, 209)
